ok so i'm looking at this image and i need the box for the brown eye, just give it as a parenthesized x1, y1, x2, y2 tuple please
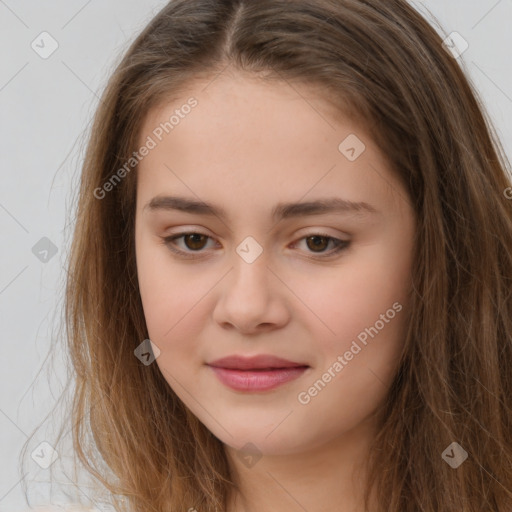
(182, 233, 209, 251)
(293, 233, 350, 258)
(161, 232, 216, 259)
(305, 235, 330, 252)
(161, 231, 349, 261)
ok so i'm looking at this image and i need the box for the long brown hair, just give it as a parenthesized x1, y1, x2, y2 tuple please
(21, 0, 512, 510)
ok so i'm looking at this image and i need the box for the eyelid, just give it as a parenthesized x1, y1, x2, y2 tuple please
(159, 229, 351, 260)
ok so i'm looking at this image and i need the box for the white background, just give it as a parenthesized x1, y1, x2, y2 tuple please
(1, 1, 511, 510)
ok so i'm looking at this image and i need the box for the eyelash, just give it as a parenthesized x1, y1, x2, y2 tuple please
(159, 231, 350, 260)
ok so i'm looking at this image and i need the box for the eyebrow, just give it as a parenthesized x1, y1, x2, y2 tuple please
(144, 195, 379, 221)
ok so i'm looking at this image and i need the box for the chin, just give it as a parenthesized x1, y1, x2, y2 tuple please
(203, 418, 312, 457)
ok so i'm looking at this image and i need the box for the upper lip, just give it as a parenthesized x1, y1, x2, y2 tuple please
(207, 355, 309, 370)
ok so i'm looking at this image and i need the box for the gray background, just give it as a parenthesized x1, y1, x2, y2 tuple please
(1, 1, 511, 510)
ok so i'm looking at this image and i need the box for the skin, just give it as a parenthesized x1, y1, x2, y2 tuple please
(134, 70, 416, 512)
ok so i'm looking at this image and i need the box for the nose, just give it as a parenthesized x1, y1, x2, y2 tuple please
(212, 252, 290, 334)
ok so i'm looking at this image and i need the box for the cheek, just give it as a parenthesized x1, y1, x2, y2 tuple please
(298, 255, 410, 352)
(136, 236, 201, 342)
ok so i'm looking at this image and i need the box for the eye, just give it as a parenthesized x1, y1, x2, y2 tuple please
(293, 234, 350, 257)
(161, 232, 216, 259)
(160, 232, 350, 260)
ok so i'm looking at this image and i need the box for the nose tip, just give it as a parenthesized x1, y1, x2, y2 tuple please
(213, 260, 290, 334)
(229, 320, 275, 333)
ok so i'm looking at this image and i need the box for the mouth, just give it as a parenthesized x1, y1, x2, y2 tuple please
(207, 354, 309, 370)
(206, 354, 310, 392)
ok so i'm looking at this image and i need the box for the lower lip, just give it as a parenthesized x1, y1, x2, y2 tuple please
(208, 366, 309, 391)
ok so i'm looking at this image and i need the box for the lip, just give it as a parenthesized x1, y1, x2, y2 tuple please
(207, 354, 308, 370)
(206, 355, 310, 392)
(209, 366, 309, 391)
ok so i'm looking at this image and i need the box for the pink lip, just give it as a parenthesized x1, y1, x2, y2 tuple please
(208, 354, 308, 370)
(206, 354, 310, 392)
(209, 366, 309, 391)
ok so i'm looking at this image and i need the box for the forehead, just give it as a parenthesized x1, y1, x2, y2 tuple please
(135, 73, 407, 220)
(140, 73, 341, 142)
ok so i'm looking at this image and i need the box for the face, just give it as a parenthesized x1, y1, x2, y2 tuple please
(134, 71, 416, 456)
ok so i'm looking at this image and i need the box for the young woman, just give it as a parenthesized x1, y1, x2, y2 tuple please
(24, 0, 512, 511)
